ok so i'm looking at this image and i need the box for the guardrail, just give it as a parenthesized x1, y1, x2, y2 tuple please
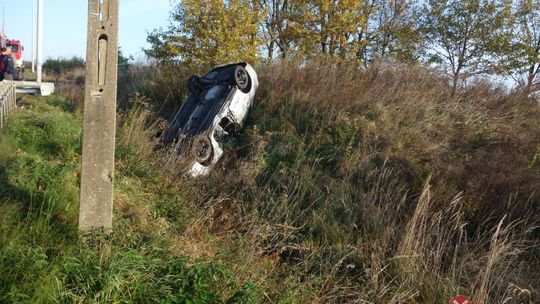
(14, 81, 55, 96)
(0, 81, 17, 128)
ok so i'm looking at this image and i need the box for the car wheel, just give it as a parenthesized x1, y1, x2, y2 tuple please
(234, 65, 251, 93)
(192, 135, 213, 165)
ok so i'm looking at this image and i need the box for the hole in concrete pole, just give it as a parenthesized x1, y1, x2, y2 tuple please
(98, 35, 108, 86)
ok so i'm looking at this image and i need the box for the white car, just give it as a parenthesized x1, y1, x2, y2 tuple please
(161, 62, 259, 176)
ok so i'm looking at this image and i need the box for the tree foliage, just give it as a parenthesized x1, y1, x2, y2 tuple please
(503, 0, 540, 94)
(148, 0, 422, 65)
(147, 0, 540, 94)
(361, 0, 423, 64)
(145, 0, 260, 67)
(296, 0, 368, 59)
(257, 0, 300, 59)
(421, 0, 513, 93)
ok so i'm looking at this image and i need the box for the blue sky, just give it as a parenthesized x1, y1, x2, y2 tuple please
(1, 0, 172, 61)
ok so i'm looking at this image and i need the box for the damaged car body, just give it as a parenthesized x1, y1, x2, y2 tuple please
(161, 62, 259, 176)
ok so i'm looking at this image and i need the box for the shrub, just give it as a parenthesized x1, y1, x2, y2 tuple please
(43, 56, 85, 77)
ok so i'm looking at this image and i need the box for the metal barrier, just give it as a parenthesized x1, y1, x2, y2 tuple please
(0, 81, 17, 129)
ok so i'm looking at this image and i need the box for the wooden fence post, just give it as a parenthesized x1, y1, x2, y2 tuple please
(79, 0, 119, 232)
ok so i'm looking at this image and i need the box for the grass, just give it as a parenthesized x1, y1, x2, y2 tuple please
(0, 95, 255, 303)
(113, 60, 539, 303)
(0, 59, 538, 303)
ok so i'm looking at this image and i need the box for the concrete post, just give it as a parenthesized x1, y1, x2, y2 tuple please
(31, 0, 35, 74)
(79, 0, 119, 232)
(36, 0, 42, 83)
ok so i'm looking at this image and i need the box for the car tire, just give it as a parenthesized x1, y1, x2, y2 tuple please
(234, 65, 251, 93)
(192, 135, 213, 165)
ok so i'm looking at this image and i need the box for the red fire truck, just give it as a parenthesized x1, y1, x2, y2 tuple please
(0, 35, 25, 80)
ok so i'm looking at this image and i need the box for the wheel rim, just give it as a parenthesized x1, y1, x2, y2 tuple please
(193, 136, 212, 164)
(195, 140, 210, 158)
(236, 68, 248, 87)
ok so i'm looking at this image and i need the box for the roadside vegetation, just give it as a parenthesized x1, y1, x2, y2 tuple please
(1, 58, 538, 303)
(0, 96, 255, 302)
(115, 59, 540, 303)
(1, 0, 539, 302)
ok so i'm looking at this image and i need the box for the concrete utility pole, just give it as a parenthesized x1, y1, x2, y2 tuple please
(2, 5, 5, 36)
(36, 0, 42, 83)
(31, 0, 35, 73)
(79, 0, 119, 232)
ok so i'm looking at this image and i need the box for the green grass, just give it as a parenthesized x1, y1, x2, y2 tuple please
(0, 96, 255, 303)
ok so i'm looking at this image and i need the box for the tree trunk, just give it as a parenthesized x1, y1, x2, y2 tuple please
(280, 45, 287, 59)
(524, 63, 538, 97)
(268, 41, 275, 61)
(451, 74, 459, 96)
(452, 64, 463, 96)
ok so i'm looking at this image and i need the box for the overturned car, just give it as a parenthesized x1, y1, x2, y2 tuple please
(161, 62, 259, 176)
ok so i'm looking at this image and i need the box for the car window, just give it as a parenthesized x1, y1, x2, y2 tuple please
(204, 85, 225, 102)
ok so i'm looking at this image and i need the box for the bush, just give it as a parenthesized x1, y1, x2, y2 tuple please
(43, 56, 85, 76)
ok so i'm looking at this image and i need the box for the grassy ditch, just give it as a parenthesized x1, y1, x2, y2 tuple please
(0, 58, 538, 303)
(0, 95, 254, 303)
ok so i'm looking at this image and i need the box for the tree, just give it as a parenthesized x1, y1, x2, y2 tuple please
(361, 0, 423, 64)
(257, 0, 300, 59)
(503, 0, 540, 95)
(145, 0, 261, 67)
(422, 0, 513, 94)
(255, 0, 309, 59)
(118, 47, 133, 67)
(297, 0, 370, 60)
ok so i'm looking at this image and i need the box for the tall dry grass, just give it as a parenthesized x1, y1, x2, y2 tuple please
(126, 60, 535, 302)
(57, 58, 539, 302)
